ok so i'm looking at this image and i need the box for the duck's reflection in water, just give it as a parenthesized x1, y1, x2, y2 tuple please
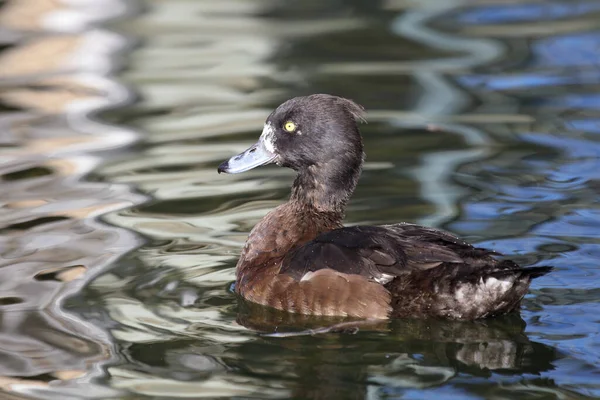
(115, 299, 557, 399)
(235, 302, 557, 398)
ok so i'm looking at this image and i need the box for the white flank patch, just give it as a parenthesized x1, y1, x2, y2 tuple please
(451, 276, 516, 318)
(455, 277, 512, 304)
(455, 285, 468, 303)
(261, 122, 276, 153)
(374, 273, 394, 285)
(484, 277, 512, 293)
(300, 271, 315, 281)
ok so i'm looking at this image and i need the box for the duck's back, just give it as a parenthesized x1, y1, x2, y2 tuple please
(274, 223, 552, 320)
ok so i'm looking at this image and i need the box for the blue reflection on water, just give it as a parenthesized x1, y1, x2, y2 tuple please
(456, 2, 600, 24)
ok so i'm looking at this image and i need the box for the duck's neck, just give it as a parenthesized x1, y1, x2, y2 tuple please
(235, 156, 363, 289)
(290, 155, 363, 216)
(235, 201, 343, 289)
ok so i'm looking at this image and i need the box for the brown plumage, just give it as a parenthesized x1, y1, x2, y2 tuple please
(218, 94, 552, 320)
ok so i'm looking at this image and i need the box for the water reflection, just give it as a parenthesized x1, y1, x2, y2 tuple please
(1, 0, 600, 398)
(115, 307, 558, 399)
(79, 0, 600, 398)
(0, 0, 141, 398)
(238, 304, 558, 376)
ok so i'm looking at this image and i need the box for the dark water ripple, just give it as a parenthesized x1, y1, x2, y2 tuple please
(76, 1, 600, 398)
(2, 0, 600, 398)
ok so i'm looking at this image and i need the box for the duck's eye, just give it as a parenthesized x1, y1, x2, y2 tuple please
(283, 121, 296, 133)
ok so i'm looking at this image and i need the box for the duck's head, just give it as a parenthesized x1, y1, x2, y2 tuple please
(218, 94, 365, 175)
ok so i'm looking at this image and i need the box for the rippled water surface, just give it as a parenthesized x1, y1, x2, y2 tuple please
(1, 0, 600, 398)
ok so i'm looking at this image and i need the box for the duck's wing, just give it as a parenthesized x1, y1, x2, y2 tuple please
(382, 222, 501, 264)
(279, 224, 499, 284)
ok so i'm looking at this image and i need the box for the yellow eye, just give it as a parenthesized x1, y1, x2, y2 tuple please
(283, 121, 296, 132)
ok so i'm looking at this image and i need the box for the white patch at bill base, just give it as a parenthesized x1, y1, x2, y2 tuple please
(261, 122, 276, 153)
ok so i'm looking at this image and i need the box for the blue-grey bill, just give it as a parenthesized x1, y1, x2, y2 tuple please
(218, 138, 277, 174)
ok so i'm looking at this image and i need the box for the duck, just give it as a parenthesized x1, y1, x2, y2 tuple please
(218, 94, 552, 320)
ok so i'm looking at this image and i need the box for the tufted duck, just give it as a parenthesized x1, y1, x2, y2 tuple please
(218, 94, 552, 320)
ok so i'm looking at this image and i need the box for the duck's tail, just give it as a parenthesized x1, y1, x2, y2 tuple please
(388, 263, 553, 320)
(488, 265, 554, 282)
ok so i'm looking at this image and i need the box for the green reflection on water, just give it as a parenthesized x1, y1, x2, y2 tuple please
(69, 0, 600, 398)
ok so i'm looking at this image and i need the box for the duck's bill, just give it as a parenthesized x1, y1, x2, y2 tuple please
(218, 137, 277, 174)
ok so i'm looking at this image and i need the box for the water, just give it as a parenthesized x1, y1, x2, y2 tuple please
(1, 0, 599, 398)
